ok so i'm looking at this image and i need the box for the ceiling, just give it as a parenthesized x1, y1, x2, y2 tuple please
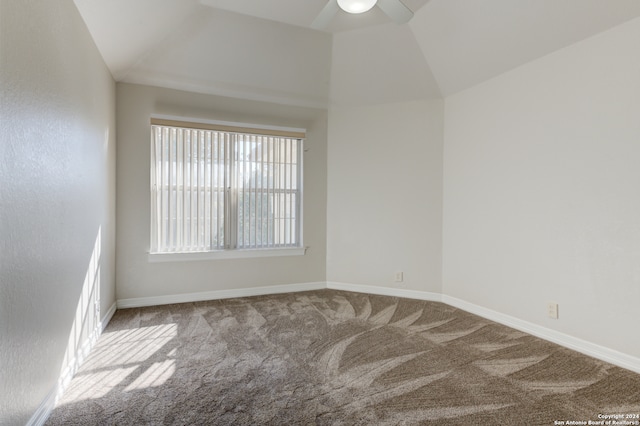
(73, 0, 640, 108)
(197, 0, 431, 32)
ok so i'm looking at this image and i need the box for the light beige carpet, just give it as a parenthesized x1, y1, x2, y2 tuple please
(47, 290, 640, 425)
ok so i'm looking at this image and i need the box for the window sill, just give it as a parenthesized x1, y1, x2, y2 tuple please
(148, 247, 307, 263)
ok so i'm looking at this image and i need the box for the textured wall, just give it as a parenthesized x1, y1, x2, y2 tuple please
(0, 1, 116, 424)
(443, 17, 640, 359)
(115, 83, 327, 301)
(327, 100, 444, 293)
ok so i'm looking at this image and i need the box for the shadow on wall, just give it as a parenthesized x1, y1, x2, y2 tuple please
(56, 227, 103, 400)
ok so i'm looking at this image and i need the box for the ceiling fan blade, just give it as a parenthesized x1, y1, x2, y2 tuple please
(311, 0, 339, 30)
(377, 0, 413, 24)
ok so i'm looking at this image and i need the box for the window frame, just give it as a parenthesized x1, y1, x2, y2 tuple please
(148, 115, 306, 262)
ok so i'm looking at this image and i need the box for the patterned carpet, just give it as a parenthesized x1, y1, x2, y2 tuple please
(47, 290, 640, 425)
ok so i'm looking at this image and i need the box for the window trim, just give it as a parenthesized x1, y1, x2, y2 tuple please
(148, 115, 306, 259)
(150, 115, 306, 139)
(148, 246, 307, 263)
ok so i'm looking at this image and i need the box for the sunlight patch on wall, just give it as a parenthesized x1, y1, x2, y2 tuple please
(57, 227, 102, 399)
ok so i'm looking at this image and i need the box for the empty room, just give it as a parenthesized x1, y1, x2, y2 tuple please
(1, 0, 640, 424)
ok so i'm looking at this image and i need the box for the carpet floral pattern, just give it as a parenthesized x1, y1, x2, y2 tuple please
(47, 290, 640, 425)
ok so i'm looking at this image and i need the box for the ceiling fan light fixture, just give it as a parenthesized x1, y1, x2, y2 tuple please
(337, 0, 377, 14)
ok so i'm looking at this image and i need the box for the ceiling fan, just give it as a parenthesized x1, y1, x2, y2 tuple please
(311, 0, 414, 30)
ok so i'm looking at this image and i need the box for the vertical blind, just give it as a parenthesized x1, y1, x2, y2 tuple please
(150, 120, 303, 253)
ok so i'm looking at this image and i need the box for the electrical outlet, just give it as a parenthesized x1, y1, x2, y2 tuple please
(547, 302, 559, 319)
(395, 272, 404, 283)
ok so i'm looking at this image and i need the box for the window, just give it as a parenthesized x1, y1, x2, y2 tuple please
(150, 118, 304, 258)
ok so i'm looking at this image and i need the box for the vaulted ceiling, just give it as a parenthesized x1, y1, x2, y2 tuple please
(74, 0, 640, 107)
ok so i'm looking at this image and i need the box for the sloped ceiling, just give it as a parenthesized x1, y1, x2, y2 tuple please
(74, 0, 640, 107)
(118, 8, 334, 107)
(411, 0, 640, 96)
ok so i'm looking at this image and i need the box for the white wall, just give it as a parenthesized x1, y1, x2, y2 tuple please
(116, 83, 327, 301)
(443, 17, 640, 358)
(327, 100, 443, 293)
(330, 23, 441, 106)
(0, 0, 116, 424)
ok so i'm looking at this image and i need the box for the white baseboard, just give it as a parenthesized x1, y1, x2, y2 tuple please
(101, 302, 117, 332)
(26, 386, 57, 426)
(116, 282, 327, 309)
(327, 281, 442, 302)
(442, 295, 640, 375)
